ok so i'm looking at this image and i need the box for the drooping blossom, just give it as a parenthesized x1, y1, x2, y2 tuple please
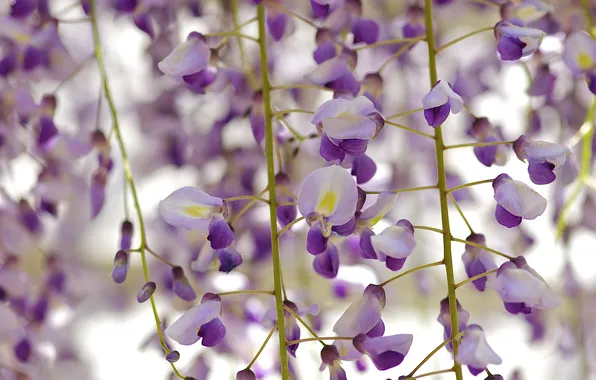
(455, 324, 502, 375)
(351, 18, 380, 45)
(492, 174, 547, 228)
(165, 293, 226, 347)
(159, 187, 234, 249)
(367, 219, 416, 271)
(513, 135, 572, 185)
(297, 165, 358, 255)
(467, 117, 508, 167)
(306, 54, 360, 96)
(437, 297, 470, 353)
(352, 333, 413, 371)
(312, 96, 384, 162)
(320, 344, 347, 380)
(461, 233, 497, 292)
(494, 21, 545, 61)
(422, 80, 463, 127)
(562, 31, 596, 94)
(493, 256, 561, 314)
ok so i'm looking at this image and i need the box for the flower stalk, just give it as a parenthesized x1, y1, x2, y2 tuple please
(424, 0, 463, 377)
(257, 5, 290, 379)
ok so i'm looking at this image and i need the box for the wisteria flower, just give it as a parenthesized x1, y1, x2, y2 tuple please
(422, 80, 463, 127)
(562, 31, 596, 93)
(368, 219, 416, 271)
(494, 21, 545, 61)
(353, 333, 413, 370)
(461, 233, 497, 292)
(492, 174, 547, 228)
(493, 256, 561, 314)
(158, 33, 211, 80)
(306, 55, 360, 96)
(467, 117, 508, 167)
(312, 96, 384, 162)
(320, 345, 347, 380)
(513, 135, 571, 184)
(165, 293, 226, 347)
(298, 165, 358, 255)
(455, 324, 502, 375)
(437, 297, 470, 353)
(159, 187, 234, 249)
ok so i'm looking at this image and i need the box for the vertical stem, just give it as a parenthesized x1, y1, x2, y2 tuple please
(232, 0, 258, 89)
(257, 5, 289, 380)
(423, 1, 463, 379)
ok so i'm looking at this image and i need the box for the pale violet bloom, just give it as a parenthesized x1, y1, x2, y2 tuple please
(312, 96, 384, 162)
(333, 284, 385, 360)
(493, 257, 561, 314)
(562, 31, 596, 75)
(297, 165, 358, 254)
(165, 293, 226, 347)
(353, 333, 413, 371)
(494, 21, 545, 61)
(159, 187, 234, 249)
(504, 0, 553, 24)
(461, 233, 497, 292)
(513, 135, 572, 185)
(492, 174, 547, 228)
(358, 192, 398, 228)
(369, 219, 416, 271)
(455, 324, 502, 376)
(422, 80, 463, 128)
(158, 34, 211, 80)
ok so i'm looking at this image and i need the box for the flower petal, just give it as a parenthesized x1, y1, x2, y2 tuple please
(158, 38, 211, 78)
(165, 299, 221, 345)
(159, 187, 223, 232)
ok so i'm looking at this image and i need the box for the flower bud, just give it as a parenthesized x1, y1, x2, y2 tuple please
(236, 369, 256, 380)
(137, 281, 156, 303)
(111, 250, 128, 284)
(165, 350, 180, 363)
(172, 266, 197, 301)
(120, 220, 133, 250)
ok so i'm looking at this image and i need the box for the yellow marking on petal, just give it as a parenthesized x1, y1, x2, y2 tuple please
(184, 205, 210, 218)
(577, 52, 594, 70)
(13, 32, 31, 44)
(317, 190, 338, 216)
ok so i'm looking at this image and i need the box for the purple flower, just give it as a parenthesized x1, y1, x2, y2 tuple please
(159, 187, 233, 249)
(120, 220, 133, 250)
(306, 56, 361, 96)
(527, 64, 556, 98)
(493, 257, 561, 314)
(165, 293, 226, 346)
(494, 21, 545, 61)
(422, 80, 463, 128)
(353, 333, 413, 371)
(467, 117, 508, 167)
(320, 345, 347, 380)
(297, 166, 358, 254)
(111, 250, 128, 284)
(312, 96, 384, 161)
(313, 244, 340, 278)
(492, 174, 547, 228)
(267, 9, 292, 41)
(158, 34, 211, 81)
(513, 135, 571, 185)
(236, 369, 256, 380)
(358, 192, 398, 229)
(351, 18, 380, 45)
(437, 297, 470, 353)
(137, 281, 156, 303)
(455, 324, 502, 375)
(172, 266, 197, 301)
(369, 220, 416, 271)
(461, 233, 497, 292)
(217, 247, 243, 273)
(562, 31, 596, 76)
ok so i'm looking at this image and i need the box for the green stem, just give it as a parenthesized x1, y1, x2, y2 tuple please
(247, 323, 278, 369)
(435, 27, 494, 53)
(407, 333, 461, 378)
(413, 225, 444, 234)
(448, 194, 473, 234)
(268, 3, 318, 29)
(204, 31, 259, 42)
(272, 109, 314, 116)
(283, 304, 325, 346)
(224, 195, 270, 203)
(379, 260, 444, 287)
(378, 41, 419, 73)
(451, 237, 514, 260)
(385, 120, 436, 139)
(270, 84, 334, 92)
(228, 188, 268, 225)
(444, 140, 514, 150)
(144, 246, 176, 267)
(90, 2, 180, 374)
(446, 179, 493, 194)
(354, 36, 425, 51)
(257, 6, 289, 379)
(278, 216, 305, 237)
(424, 1, 463, 378)
(365, 185, 437, 195)
(405, 368, 455, 379)
(232, 0, 258, 89)
(387, 107, 424, 120)
(454, 268, 498, 289)
(286, 336, 353, 345)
